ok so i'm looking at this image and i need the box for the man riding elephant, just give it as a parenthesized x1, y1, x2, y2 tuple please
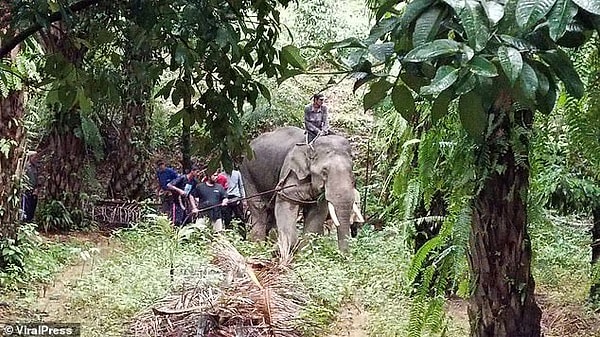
(241, 126, 362, 259)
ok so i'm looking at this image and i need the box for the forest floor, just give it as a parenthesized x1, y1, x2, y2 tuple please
(1, 227, 600, 337)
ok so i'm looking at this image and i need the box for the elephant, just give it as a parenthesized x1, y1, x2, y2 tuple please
(240, 126, 361, 257)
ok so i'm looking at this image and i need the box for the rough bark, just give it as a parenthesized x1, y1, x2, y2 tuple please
(107, 40, 152, 200)
(0, 90, 25, 241)
(39, 23, 87, 214)
(0, 19, 25, 244)
(468, 91, 542, 337)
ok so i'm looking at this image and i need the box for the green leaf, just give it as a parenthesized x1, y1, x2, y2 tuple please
(376, 0, 399, 21)
(363, 79, 393, 111)
(368, 42, 395, 61)
(366, 17, 401, 44)
(517, 62, 538, 101)
(413, 5, 445, 46)
(469, 56, 498, 77)
(277, 68, 304, 85)
(322, 37, 367, 52)
(400, 72, 429, 92)
(497, 46, 523, 85)
(403, 39, 462, 62)
(354, 73, 377, 94)
(515, 0, 557, 29)
(541, 49, 584, 98)
(547, 0, 579, 41)
(480, 0, 505, 25)
(458, 91, 487, 142)
(572, 0, 600, 15)
(399, 0, 437, 30)
(420, 66, 459, 96)
(256, 82, 271, 101)
(431, 89, 453, 123)
(76, 88, 92, 113)
(392, 84, 416, 122)
(459, 0, 490, 52)
(281, 45, 307, 70)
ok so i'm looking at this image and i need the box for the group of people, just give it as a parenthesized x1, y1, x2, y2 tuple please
(156, 161, 246, 235)
(155, 92, 331, 232)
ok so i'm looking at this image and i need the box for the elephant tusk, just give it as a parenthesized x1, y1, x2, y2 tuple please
(352, 202, 365, 223)
(328, 202, 342, 227)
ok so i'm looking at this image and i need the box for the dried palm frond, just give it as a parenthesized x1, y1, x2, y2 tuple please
(128, 238, 308, 337)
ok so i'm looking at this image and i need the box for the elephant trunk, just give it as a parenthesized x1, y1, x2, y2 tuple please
(326, 199, 353, 253)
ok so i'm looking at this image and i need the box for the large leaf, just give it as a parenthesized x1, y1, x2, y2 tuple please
(431, 89, 453, 123)
(369, 42, 396, 61)
(400, 0, 437, 30)
(547, 0, 579, 41)
(572, 0, 600, 15)
(515, 0, 557, 29)
(281, 45, 307, 70)
(497, 46, 523, 85)
(541, 49, 584, 98)
(458, 91, 487, 142)
(420, 66, 459, 96)
(413, 5, 445, 46)
(459, 0, 490, 52)
(516, 62, 539, 101)
(403, 39, 462, 62)
(366, 17, 401, 44)
(469, 55, 498, 77)
(322, 37, 367, 52)
(353, 72, 377, 93)
(363, 79, 393, 111)
(392, 84, 417, 122)
(480, 0, 505, 25)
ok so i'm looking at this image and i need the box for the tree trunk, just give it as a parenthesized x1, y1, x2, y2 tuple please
(0, 26, 25, 246)
(0, 90, 25, 241)
(107, 37, 152, 200)
(37, 23, 88, 227)
(44, 120, 85, 209)
(468, 92, 542, 337)
(590, 207, 600, 302)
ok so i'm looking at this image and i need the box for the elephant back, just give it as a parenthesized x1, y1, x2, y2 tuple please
(241, 127, 305, 193)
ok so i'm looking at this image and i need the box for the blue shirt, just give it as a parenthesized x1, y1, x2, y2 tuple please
(157, 167, 179, 190)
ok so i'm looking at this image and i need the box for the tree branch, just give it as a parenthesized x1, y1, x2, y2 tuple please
(0, 0, 104, 59)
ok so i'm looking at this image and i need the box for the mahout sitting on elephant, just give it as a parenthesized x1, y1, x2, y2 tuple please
(240, 126, 363, 258)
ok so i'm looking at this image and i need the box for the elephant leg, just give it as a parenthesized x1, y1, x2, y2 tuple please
(248, 198, 269, 241)
(274, 198, 300, 258)
(303, 200, 328, 234)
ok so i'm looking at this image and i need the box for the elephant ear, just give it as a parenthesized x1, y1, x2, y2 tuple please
(281, 144, 310, 182)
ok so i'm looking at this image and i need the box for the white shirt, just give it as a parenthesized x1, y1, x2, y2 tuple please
(226, 170, 245, 198)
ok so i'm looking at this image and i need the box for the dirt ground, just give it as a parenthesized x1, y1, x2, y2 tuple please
(3, 231, 600, 337)
(0, 231, 118, 322)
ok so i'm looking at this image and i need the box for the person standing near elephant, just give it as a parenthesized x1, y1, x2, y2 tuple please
(156, 160, 179, 214)
(194, 170, 229, 232)
(167, 165, 203, 225)
(304, 93, 330, 143)
(223, 166, 246, 236)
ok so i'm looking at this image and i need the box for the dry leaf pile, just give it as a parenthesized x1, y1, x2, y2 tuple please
(128, 239, 308, 337)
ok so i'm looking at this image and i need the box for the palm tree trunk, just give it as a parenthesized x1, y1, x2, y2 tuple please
(0, 89, 26, 241)
(468, 92, 542, 337)
(107, 50, 152, 200)
(39, 24, 87, 218)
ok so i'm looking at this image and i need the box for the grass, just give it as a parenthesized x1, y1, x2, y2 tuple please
(1, 210, 597, 337)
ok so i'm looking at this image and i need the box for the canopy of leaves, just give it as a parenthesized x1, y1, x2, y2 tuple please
(319, 0, 600, 142)
(1, 0, 306, 168)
